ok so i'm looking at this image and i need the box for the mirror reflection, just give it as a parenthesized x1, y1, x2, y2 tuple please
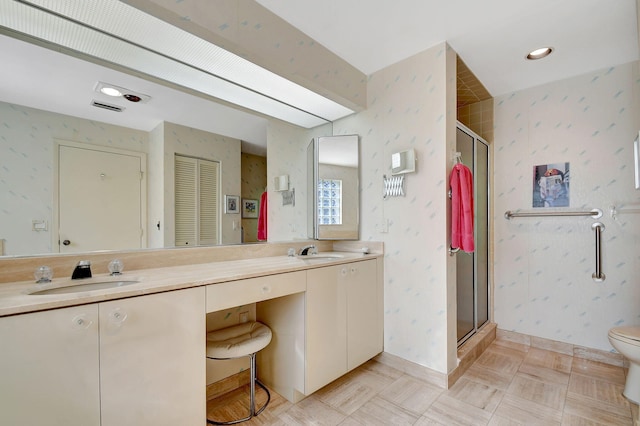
(307, 135, 359, 240)
(0, 32, 280, 257)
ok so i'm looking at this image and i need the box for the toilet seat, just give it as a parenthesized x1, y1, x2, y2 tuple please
(609, 326, 640, 344)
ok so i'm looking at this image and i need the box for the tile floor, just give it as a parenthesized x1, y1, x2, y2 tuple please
(207, 337, 639, 425)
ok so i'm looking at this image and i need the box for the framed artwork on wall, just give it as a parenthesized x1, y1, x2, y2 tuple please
(242, 199, 258, 218)
(532, 162, 570, 208)
(225, 195, 240, 214)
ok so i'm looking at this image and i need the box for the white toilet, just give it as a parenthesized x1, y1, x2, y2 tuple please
(608, 325, 640, 404)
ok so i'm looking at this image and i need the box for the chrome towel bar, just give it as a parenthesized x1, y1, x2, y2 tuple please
(504, 208, 602, 220)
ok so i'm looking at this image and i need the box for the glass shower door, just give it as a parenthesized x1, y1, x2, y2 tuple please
(456, 124, 489, 345)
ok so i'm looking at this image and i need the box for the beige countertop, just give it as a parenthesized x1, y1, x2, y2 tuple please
(0, 252, 380, 317)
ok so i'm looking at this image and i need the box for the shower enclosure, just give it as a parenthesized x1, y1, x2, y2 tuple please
(455, 123, 489, 346)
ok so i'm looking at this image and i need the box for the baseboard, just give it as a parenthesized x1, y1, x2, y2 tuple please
(207, 370, 250, 401)
(496, 328, 628, 368)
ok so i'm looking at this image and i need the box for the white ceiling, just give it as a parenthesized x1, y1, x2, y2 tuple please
(0, 0, 637, 157)
(256, 0, 639, 96)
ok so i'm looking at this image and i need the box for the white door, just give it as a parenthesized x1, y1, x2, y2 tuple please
(58, 143, 145, 253)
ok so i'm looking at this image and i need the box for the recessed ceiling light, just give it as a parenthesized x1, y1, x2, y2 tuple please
(100, 86, 122, 97)
(526, 47, 553, 60)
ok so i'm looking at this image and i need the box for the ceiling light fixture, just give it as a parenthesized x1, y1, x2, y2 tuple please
(100, 86, 121, 97)
(526, 47, 554, 60)
(4, 0, 354, 128)
(94, 82, 151, 103)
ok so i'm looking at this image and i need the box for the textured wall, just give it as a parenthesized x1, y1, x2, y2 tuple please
(494, 61, 640, 351)
(332, 43, 457, 373)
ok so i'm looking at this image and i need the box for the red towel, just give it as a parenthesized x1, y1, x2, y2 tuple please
(450, 163, 474, 252)
(257, 191, 267, 241)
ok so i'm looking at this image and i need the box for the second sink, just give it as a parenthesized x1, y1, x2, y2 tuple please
(30, 280, 139, 295)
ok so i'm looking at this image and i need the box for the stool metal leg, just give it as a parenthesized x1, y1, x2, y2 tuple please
(207, 353, 271, 425)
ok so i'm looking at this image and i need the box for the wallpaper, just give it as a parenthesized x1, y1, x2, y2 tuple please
(493, 61, 640, 351)
(269, 42, 457, 373)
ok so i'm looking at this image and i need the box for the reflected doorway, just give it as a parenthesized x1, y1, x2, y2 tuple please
(56, 141, 146, 253)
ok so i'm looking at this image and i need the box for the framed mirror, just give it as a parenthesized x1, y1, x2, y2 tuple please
(307, 135, 359, 240)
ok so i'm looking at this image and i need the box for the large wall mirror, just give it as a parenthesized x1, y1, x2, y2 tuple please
(307, 135, 359, 240)
(0, 12, 331, 257)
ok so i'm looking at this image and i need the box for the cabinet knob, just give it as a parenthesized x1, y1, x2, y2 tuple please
(261, 285, 271, 293)
(72, 314, 93, 330)
(340, 268, 348, 277)
(109, 308, 128, 325)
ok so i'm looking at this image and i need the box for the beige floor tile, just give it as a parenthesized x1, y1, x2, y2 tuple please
(464, 362, 516, 391)
(474, 346, 526, 376)
(518, 348, 573, 385)
(446, 377, 505, 413)
(569, 372, 630, 409)
(378, 374, 443, 414)
(422, 394, 493, 425)
(314, 361, 401, 415)
(571, 357, 627, 386)
(562, 393, 633, 425)
(278, 395, 347, 426)
(487, 414, 525, 425)
(346, 395, 420, 426)
(493, 393, 563, 425)
(207, 340, 636, 426)
(507, 373, 568, 410)
(523, 347, 573, 374)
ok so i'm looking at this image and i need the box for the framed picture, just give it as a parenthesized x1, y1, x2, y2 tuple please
(242, 198, 258, 218)
(225, 195, 240, 214)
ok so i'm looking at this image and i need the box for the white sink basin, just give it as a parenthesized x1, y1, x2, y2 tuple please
(30, 280, 139, 295)
(299, 254, 344, 261)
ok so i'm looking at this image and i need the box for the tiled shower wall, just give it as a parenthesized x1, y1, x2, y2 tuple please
(493, 61, 640, 351)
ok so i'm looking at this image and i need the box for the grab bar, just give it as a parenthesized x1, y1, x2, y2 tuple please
(592, 222, 605, 282)
(504, 208, 602, 220)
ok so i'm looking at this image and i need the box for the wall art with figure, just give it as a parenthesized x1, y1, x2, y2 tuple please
(532, 162, 570, 207)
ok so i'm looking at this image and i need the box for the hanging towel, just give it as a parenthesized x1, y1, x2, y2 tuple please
(450, 163, 474, 253)
(257, 191, 268, 241)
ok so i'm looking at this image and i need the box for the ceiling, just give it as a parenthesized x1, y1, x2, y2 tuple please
(0, 0, 637, 156)
(256, 0, 639, 97)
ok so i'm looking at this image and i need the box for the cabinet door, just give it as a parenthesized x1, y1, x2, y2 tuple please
(346, 259, 381, 370)
(305, 265, 347, 394)
(99, 287, 206, 426)
(0, 305, 100, 426)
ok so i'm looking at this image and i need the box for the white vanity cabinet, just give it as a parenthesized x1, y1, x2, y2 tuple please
(99, 287, 205, 426)
(305, 259, 381, 394)
(0, 304, 101, 425)
(0, 287, 205, 426)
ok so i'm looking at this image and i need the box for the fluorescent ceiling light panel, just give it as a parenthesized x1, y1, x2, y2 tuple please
(2, 0, 354, 127)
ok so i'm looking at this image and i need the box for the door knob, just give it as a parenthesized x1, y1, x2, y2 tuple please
(62, 239, 71, 246)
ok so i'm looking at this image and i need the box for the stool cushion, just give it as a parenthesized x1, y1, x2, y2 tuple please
(206, 321, 272, 359)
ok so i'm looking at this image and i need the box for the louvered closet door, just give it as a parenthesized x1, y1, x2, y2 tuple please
(175, 155, 220, 246)
(198, 159, 219, 245)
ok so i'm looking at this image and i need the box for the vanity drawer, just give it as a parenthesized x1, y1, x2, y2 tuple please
(206, 271, 306, 312)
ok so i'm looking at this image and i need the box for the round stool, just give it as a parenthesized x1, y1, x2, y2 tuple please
(206, 321, 272, 425)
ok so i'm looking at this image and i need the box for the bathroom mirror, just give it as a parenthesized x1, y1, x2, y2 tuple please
(307, 135, 360, 240)
(0, 28, 329, 257)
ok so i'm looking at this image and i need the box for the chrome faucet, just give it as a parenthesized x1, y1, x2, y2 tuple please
(71, 260, 92, 279)
(299, 245, 316, 256)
